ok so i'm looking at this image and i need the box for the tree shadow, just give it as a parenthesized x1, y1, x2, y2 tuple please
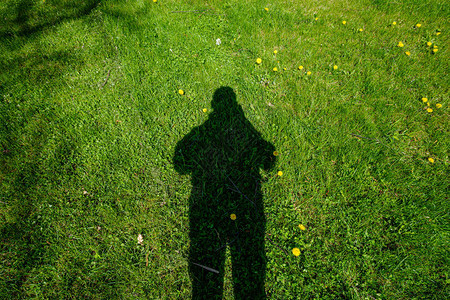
(0, 1, 101, 296)
(0, 0, 100, 38)
(173, 87, 276, 299)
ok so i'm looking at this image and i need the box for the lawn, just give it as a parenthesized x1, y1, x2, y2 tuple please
(0, 0, 448, 299)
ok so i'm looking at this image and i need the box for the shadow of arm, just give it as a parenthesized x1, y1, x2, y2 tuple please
(173, 129, 199, 175)
(261, 140, 276, 171)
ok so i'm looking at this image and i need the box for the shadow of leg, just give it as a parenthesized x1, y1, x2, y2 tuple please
(230, 215, 267, 300)
(189, 210, 226, 299)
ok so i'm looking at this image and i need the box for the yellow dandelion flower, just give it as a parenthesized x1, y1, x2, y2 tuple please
(298, 65, 304, 70)
(292, 248, 301, 256)
(273, 151, 279, 156)
(153, 0, 157, 2)
(342, 21, 347, 25)
(428, 157, 434, 163)
(178, 89, 184, 95)
(426, 102, 430, 106)
(230, 214, 236, 220)
(273, 50, 278, 54)
(405, 51, 411, 56)
(422, 97, 428, 103)
(264, 7, 269, 11)
(256, 58, 262, 64)
(299, 224, 306, 231)
(359, 28, 363, 32)
(283, 67, 287, 71)
(433, 45, 438, 48)
(436, 32, 441, 35)
(427, 108, 433, 113)
(416, 23, 422, 28)
(202, 108, 207, 113)
(333, 65, 338, 70)
(392, 21, 397, 25)
(436, 103, 442, 108)
(397, 41, 404, 47)
(306, 71, 311, 75)
(433, 48, 438, 53)
(273, 67, 278, 72)
(427, 42, 432, 46)
(315, 17, 319, 21)
(277, 171, 283, 176)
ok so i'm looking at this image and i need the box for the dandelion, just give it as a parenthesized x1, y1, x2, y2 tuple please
(306, 71, 311, 75)
(405, 51, 411, 56)
(433, 48, 438, 53)
(202, 108, 207, 113)
(273, 50, 278, 54)
(436, 32, 441, 36)
(273, 151, 279, 156)
(422, 97, 428, 103)
(264, 7, 269, 11)
(426, 102, 430, 106)
(359, 28, 363, 32)
(273, 67, 278, 72)
(416, 23, 422, 28)
(277, 171, 283, 176)
(427, 108, 433, 113)
(137, 234, 144, 245)
(428, 157, 434, 163)
(342, 21, 347, 25)
(436, 103, 442, 108)
(230, 214, 237, 220)
(333, 65, 338, 70)
(299, 224, 306, 231)
(153, 0, 157, 2)
(283, 67, 287, 71)
(178, 89, 184, 95)
(427, 42, 432, 46)
(397, 41, 404, 47)
(315, 17, 319, 21)
(392, 21, 397, 25)
(256, 58, 262, 64)
(292, 248, 301, 256)
(298, 65, 304, 70)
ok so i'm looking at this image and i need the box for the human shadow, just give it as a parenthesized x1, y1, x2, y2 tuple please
(173, 87, 276, 299)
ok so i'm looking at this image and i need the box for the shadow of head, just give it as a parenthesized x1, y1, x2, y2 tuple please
(211, 86, 239, 113)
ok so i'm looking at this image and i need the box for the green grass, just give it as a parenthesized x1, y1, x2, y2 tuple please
(1, 0, 448, 298)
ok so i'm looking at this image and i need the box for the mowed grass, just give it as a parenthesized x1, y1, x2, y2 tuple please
(0, 0, 448, 298)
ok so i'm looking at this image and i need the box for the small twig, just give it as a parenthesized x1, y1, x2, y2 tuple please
(350, 133, 405, 155)
(390, 255, 409, 272)
(171, 9, 212, 13)
(191, 262, 220, 273)
(100, 69, 111, 89)
(265, 234, 290, 264)
(237, 48, 253, 53)
(215, 236, 238, 252)
(226, 175, 258, 211)
(350, 133, 374, 140)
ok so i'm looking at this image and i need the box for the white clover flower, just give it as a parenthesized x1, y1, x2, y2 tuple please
(137, 234, 144, 245)
(216, 38, 221, 45)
